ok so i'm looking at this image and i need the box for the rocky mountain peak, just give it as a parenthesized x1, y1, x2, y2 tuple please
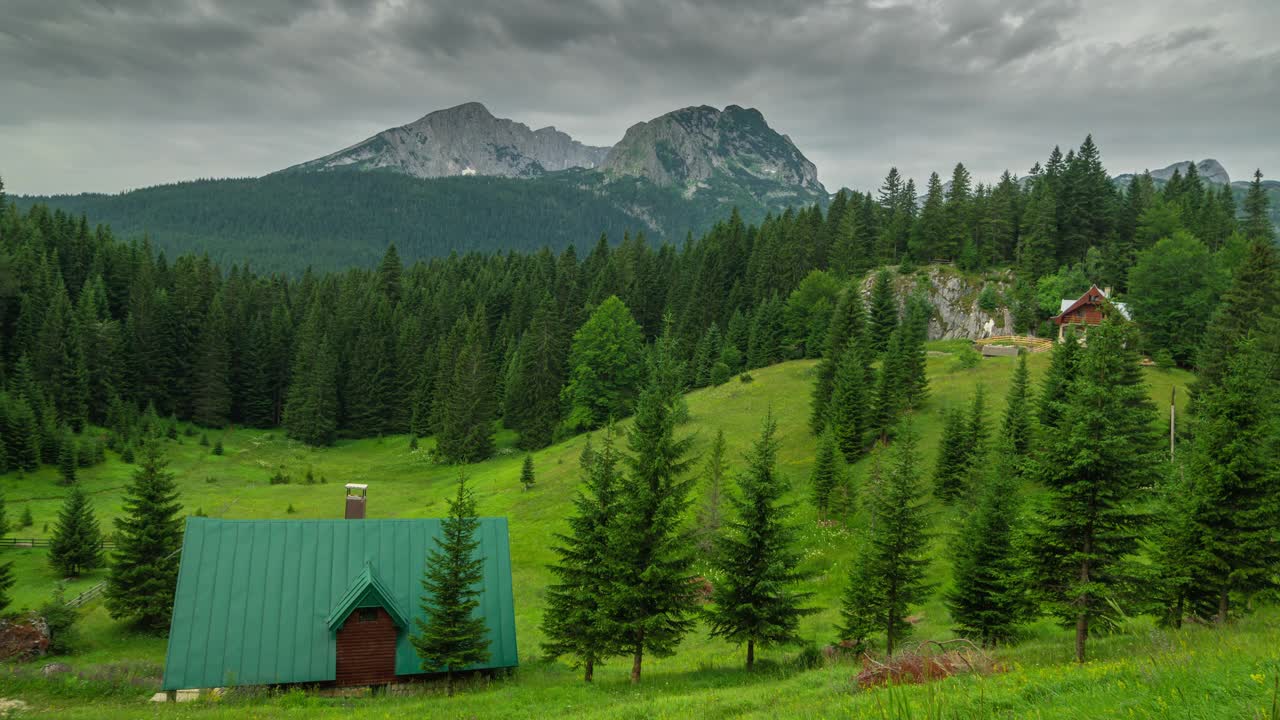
(601, 105, 825, 201)
(281, 102, 610, 179)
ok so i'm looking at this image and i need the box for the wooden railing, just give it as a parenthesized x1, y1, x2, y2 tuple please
(973, 335, 1055, 353)
(0, 538, 116, 549)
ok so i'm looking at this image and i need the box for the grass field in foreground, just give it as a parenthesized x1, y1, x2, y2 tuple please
(3, 348, 1249, 719)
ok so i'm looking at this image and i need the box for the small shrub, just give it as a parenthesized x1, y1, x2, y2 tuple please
(76, 441, 95, 468)
(20, 505, 33, 528)
(269, 469, 290, 485)
(41, 586, 81, 655)
(409, 436, 419, 451)
(285, 503, 296, 515)
(165, 424, 178, 440)
(319, 476, 327, 484)
(199, 433, 209, 447)
(193, 508, 207, 517)
(977, 285, 1000, 314)
(1153, 349, 1176, 370)
(739, 372, 755, 384)
(793, 643, 825, 671)
(93, 439, 106, 465)
(304, 469, 316, 485)
(212, 438, 224, 456)
(898, 258, 917, 275)
(120, 445, 135, 464)
(183, 426, 197, 438)
(951, 347, 981, 370)
(205, 476, 217, 484)
(709, 361, 732, 386)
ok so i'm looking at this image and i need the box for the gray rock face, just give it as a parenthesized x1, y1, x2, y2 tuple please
(860, 267, 1014, 341)
(1117, 159, 1231, 186)
(601, 105, 826, 199)
(283, 102, 610, 179)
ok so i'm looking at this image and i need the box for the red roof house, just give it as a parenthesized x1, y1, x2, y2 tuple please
(1051, 285, 1130, 342)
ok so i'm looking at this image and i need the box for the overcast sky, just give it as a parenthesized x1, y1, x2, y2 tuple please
(3, 0, 1278, 196)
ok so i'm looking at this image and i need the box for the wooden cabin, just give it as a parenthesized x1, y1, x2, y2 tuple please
(161, 507, 517, 693)
(1051, 285, 1130, 342)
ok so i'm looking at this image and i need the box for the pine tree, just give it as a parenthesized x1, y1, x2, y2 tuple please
(866, 327, 907, 442)
(282, 305, 340, 447)
(506, 294, 567, 449)
(105, 443, 184, 632)
(606, 323, 697, 684)
(1195, 239, 1279, 391)
(1036, 330, 1081, 433)
(1001, 353, 1034, 456)
(868, 270, 897, 354)
(932, 408, 969, 503)
(1184, 337, 1280, 623)
(1242, 170, 1275, 244)
(1025, 320, 1160, 663)
(695, 428, 729, 552)
(898, 291, 931, 409)
(839, 425, 931, 655)
(0, 489, 14, 613)
(965, 384, 989, 468)
(48, 483, 103, 577)
(377, 243, 403, 305)
(810, 284, 868, 434)
(707, 411, 816, 669)
(412, 473, 490, 696)
(57, 431, 77, 486)
(191, 293, 232, 428)
(542, 428, 623, 681)
(437, 309, 497, 463)
(945, 444, 1026, 645)
(828, 337, 871, 461)
(520, 454, 536, 491)
(810, 432, 840, 519)
(4, 396, 40, 471)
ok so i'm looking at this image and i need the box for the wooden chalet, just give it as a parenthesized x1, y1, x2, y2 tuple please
(1051, 285, 1130, 341)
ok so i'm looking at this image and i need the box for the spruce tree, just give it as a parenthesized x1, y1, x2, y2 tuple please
(282, 306, 339, 447)
(868, 270, 898, 354)
(810, 285, 867, 434)
(49, 483, 103, 577)
(945, 444, 1026, 645)
(828, 337, 870, 461)
(1185, 337, 1280, 622)
(542, 428, 623, 681)
(412, 473, 490, 696)
(1036, 329, 1081, 432)
(57, 431, 77, 486)
(1242, 169, 1275, 244)
(106, 443, 184, 632)
(866, 327, 907, 442)
(695, 428, 729, 552)
(0, 490, 13, 613)
(606, 323, 697, 683)
(437, 309, 497, 464)
(1195, 239, 1279, 391)
(191, 293, 232, 428)
(932, 408, 969, 503)
(707, 412, 816, 669)
(965, 383, 989, 469)
(810, 432, 839, 519)
(520, 454, 536, 491)
(507, 294, 567, 449)
(1000, 352, 1034, 456)
(5, 396, 40, 471)
(839, 425, 931, 655)
(898, 291, 931, 409)
(1025, 319, 1160, 663)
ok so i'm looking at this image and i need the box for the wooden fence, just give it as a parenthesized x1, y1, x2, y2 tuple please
(0, 538, 116, 549)
(973, 335, 1055, 353)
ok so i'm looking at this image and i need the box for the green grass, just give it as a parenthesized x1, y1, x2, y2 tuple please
(2, 350, 1249, 719)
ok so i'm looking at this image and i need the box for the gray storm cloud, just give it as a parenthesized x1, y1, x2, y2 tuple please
(1, 0, 1277, 195)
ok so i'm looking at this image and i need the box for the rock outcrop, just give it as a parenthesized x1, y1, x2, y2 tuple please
(281, 102, 610, 179)
(860, 267, 1014, 341)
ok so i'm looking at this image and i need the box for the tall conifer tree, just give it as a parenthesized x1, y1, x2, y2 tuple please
(49, 483, 103, 577)
(106, 443, 184, 631)
(707, 412, 816, 668)
(413, 473, 490, 696)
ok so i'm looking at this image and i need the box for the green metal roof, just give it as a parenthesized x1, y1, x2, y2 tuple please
(162, 517, 518, 690)
(324, 561, 409, 630)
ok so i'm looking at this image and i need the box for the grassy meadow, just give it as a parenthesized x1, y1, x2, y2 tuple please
(6, 345, 1273, 719)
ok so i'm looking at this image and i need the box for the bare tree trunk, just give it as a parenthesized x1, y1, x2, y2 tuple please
(630, 634, 644, 684)
(1218, 587, 1230, 625)
(1074, 613, 1088, 664)
(446, 669, 454, 697)
(746, 640, 755, 670)
(584, 659, 594, 683)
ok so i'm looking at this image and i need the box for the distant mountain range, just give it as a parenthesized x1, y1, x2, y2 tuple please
(19, 103, 826, 271)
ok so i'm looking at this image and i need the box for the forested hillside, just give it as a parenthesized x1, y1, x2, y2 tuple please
(0, 136, 1275, 470)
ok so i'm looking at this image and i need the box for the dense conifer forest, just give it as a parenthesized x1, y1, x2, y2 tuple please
(0, 137, 1273, 470)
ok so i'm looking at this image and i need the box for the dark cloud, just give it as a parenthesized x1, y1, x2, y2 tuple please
(1, 0, 1277, 195)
